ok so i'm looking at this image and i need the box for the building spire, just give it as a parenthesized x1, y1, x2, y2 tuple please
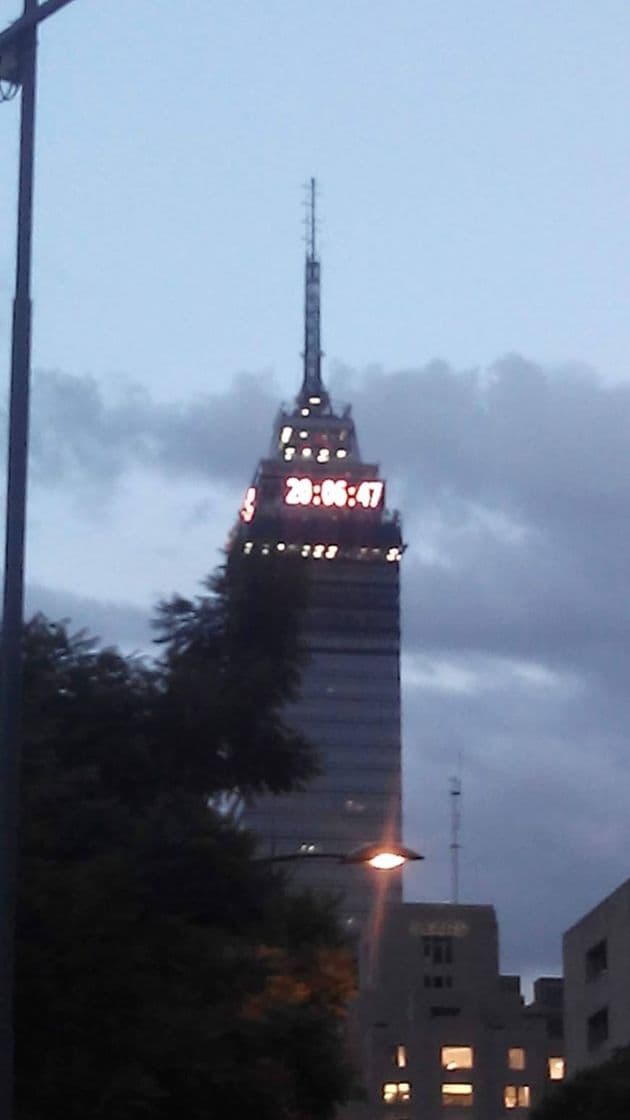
(300, 177, 328, 407)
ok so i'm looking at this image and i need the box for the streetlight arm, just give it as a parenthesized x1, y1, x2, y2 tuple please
(0, 0, 78, 54)
(256, 852, 349, 865)
(255, 843, 424, 868)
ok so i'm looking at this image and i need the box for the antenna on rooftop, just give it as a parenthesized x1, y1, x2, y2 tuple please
(449, 775, 462, 904)
(299, 176, 326, 405)
(306, 175, 317, 259)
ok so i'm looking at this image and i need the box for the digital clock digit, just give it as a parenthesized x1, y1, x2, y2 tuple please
(285, 477, 313, 505)
(285, 477, 384, 510)
(239, 485, 257, 523)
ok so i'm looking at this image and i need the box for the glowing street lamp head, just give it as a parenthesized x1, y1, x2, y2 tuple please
(368, 851, 406, 870)
(343, 842, 423, 870)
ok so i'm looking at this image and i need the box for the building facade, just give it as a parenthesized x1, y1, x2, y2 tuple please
(564, 877, 630, 1074)
(348, 903, 564, 1119)
(236, 182, 404, 922)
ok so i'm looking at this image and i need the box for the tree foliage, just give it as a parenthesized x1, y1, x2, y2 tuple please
(15, 553, 357, 1119)
(531, 1047, 630, 1120)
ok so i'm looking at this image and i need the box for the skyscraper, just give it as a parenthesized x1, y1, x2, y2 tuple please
(235, 181, 404, 922)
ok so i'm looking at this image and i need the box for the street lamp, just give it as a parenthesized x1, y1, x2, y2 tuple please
(0, 4, 80, 1118)
(257, 842, 423, 869)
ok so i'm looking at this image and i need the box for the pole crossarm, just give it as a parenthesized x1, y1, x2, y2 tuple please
(0, 0, 77, 55)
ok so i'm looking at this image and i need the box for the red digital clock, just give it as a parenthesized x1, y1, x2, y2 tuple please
(285, 477, 384, 510)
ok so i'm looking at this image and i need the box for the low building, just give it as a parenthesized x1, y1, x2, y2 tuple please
(346, 902, 563, 1118)
(564, 877, 630, 1074)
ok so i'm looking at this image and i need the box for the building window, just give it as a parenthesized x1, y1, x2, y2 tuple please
(395, 1045, 407, 1069)
(382, 1082, 411, 1104)
(585, 939, 608, 981)
(508, 1048, 526, 1070)
(442, 1046, 473, 1070)
(548, 1057, 565, 1081)
(504, 1086, 530, 1109)
(587, 1007, 609, 1050)
(424, 935, 453, 965)
(424, 975, 453, 989)
(441, 1083, 473, 1107)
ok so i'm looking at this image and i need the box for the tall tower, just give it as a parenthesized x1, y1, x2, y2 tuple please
(236, 181, 404, 923)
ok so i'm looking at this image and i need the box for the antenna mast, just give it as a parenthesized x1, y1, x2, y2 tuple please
(300, 177, 326, 405)
(449, 776, 462, 904)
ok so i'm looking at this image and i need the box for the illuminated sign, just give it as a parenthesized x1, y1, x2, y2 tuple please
(239, 486, 256, 523)
(285, 477, 384, 510)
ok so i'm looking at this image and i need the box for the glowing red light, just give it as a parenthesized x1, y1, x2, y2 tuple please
(240, 486, 256, 523)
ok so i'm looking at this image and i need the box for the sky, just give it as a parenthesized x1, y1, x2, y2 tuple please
(2, 0, 630, 988)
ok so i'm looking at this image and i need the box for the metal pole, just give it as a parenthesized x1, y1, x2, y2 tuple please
(0, 3, 37, 1115)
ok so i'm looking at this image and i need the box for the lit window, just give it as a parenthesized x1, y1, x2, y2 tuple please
(442, 1047, 473, 1071)
(325, 545, 338, 559)
(382, 1082, 411, 1104)
(504, 1086, 530, 1109)
(276, 542, 286, 551)
(317, 449, 330, 462)
(548, 1058, 564, 1081)
(336, 448, 347, 458)
(301, 406, 310, 415)
(313, 544, 325, 558)
(442, 1083, 473, 1107)
(280, 426, 293, 444)
(309, 396, 321, 405)
(302, 447, 312, 458)
(301, 545, 311, 557)
(261, 545, 270, 555)
(284, 447, 296, 460)
(298, 842, 320, 854)
(508, 1048, 526, 1071)
(299, 430, 308, 438)
(243, 541, 253, 555)
(395, 1045, 407, 1068)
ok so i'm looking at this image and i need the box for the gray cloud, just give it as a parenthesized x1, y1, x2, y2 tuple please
(26, 355, 630, 978)
(29, 368, 278, 492)
(26, 583, 152, 654)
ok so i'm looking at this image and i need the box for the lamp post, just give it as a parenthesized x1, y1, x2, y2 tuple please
(0, 3, 79, 1116)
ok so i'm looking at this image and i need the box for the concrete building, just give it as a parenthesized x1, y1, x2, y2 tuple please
(236, 181, 404, 922)
(348, 903, 564, 1119)
(564, 877, 630, 1074)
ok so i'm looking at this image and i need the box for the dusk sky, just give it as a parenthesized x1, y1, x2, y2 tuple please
(2, 0, 630, 990)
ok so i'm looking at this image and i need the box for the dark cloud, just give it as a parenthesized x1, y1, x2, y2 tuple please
(26, 356, 630, 978)
(29, 368, 278, 491)
(331, 356, 630, 976)
(25, 583, 152, 654)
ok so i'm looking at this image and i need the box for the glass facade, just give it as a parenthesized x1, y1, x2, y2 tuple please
(242, 554, 403, 921)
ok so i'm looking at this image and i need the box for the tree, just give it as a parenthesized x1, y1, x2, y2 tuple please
(15, 554, 357, 1119)
(531, 1047, 630, 1120)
